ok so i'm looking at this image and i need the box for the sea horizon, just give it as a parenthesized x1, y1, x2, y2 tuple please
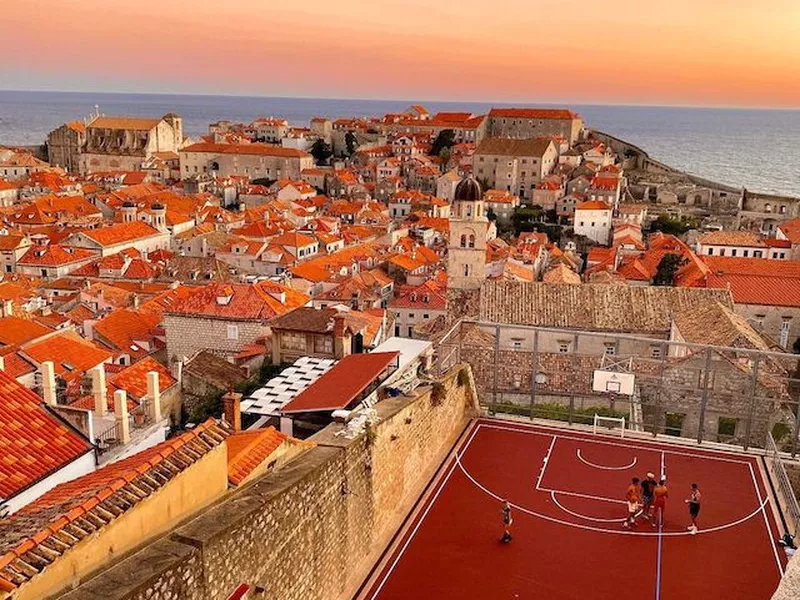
(1, 89, 798, 197)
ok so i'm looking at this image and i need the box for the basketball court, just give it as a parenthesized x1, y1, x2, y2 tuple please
(358, 417, 788, 599)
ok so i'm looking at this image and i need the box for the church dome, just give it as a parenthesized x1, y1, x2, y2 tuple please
(151, 202, 165, 211)
(122, 200, 136, 208)
(454, 176, 482, 202)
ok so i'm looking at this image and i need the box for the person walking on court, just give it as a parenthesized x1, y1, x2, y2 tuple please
(653, 479, 669, 527)
(641, 472, 657, 524)
(623, 477, 641, 528)
(500, 500, 513, 543)
(685, 483, 701, 534)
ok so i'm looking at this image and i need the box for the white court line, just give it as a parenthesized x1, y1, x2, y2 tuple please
(479, 422, 753, 465)
(577, 448, 638, 471)
(368, 422, 482, 600)
(654, 452, 665, 600)
(538, 485, 623, 505)
(370, 422, 778, 597)
(456, 450, 770, 538)
(748, 463, 784, 577)
(550, 491, 625, 523)
(534, 436, 557, 490)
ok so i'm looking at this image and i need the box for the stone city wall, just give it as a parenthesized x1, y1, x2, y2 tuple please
(59, 365, 478, 600)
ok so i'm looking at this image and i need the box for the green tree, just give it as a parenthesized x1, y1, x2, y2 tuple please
(653, 253, 687, 286)
(345, 132, 359, 156)
(310, 139, 333, 165)
(650, 213, 697, 236)
(430, 129, 456, 156)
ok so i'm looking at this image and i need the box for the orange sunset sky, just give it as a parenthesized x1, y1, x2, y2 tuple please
(2, 0, 799, 108)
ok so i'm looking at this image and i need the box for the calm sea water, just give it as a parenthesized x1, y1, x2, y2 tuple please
(0, 90, 798, 197)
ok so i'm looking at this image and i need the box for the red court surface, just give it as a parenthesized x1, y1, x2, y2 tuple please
(360, 418, 788, 600)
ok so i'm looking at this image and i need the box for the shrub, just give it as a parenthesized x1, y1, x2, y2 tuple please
(457, 368, 470, 387)
(431, 382, 446, 406)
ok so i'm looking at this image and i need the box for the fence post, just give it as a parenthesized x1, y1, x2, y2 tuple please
(793, 394, 800, 459)
(530, 329, 539, 419)
(743, 356, 760, 451)
(491, 324, 500, 414)
(652, 342, 668, 437)
(569, 332, 579, 424)
(696, 347, 713, 444)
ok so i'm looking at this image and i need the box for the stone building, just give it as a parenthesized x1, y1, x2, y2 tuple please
(473, 137, 558, 200)
(163, 282, 309, 364)
(447, 177, 488, 290)
(269, 305, 387, 365)
(46, 121, 86, 172)
(179, 142, 314, 181)
(80, 114, 183, 173)
(486, 108, 583, 144)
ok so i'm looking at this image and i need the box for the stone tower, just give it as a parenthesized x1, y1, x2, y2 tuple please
(447, 176, 487, 290)
(121, 200, 137, 223)
(151, 202, 167, 232)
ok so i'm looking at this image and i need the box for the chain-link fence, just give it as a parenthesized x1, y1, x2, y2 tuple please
(433, 320, 800, 456)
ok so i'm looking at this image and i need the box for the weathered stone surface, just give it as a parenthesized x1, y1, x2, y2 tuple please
(58, 365, 477, 600)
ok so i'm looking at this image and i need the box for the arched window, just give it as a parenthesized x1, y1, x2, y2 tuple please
(468, 234, 476, 248)
(460, 234, 467, 248)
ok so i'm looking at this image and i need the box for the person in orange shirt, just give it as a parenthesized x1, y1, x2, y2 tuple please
(653, 479, 669, 527)
(623, 477, 641, 528)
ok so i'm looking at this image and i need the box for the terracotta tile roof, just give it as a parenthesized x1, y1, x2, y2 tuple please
(0, 234, 27, 252)
(701, 256, 800, 307)
(390, 280, 447, 310)
(488, 108, 579, 120)
(89, 116, 163, 130)
(479, 281, 733, 334)
(226, 426, 289, 486)
(281, 352, 399, 414)
(1, 352, 36, 379)
(181, 142, 310, 159)
(109, 356, 176, 400)
(0, 419, 229, 592)
(475, 137, 554, 158)
(269, 231, 317, 248)
(166, 283, 307, 322)
(79, 221, 162, 247)
(0, 369, 91, 503)
(21, 331, 113, 380)
(0, 317, 51, 347)
(778, 218, 800, 245)
(17, 244, 96, 267)
(542, 263, 581, 284)
(183, 351, 247, 391)
(697, 231, 766, 247)
(673, 301, 771, 350)
(289, 262, 333, 283)
(576, 200, 611, 211)
(92, 309, 161, 359)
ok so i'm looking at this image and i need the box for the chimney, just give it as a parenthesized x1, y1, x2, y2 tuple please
(333, 313, 347, 338)
(114, 390, 131, 444)
(41, 361, 57, 406)
(0, 355, 4, 372)
(147, 371, 162, 421)
(132, 293, 140, 309)
(91, 365, 108, 417)
(1, 299, 12, 317)
(222, 391, 242, 432)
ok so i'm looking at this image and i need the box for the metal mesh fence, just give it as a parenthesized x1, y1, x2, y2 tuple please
(766, 431, 800, 536)
(434, 320, 800, 456)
